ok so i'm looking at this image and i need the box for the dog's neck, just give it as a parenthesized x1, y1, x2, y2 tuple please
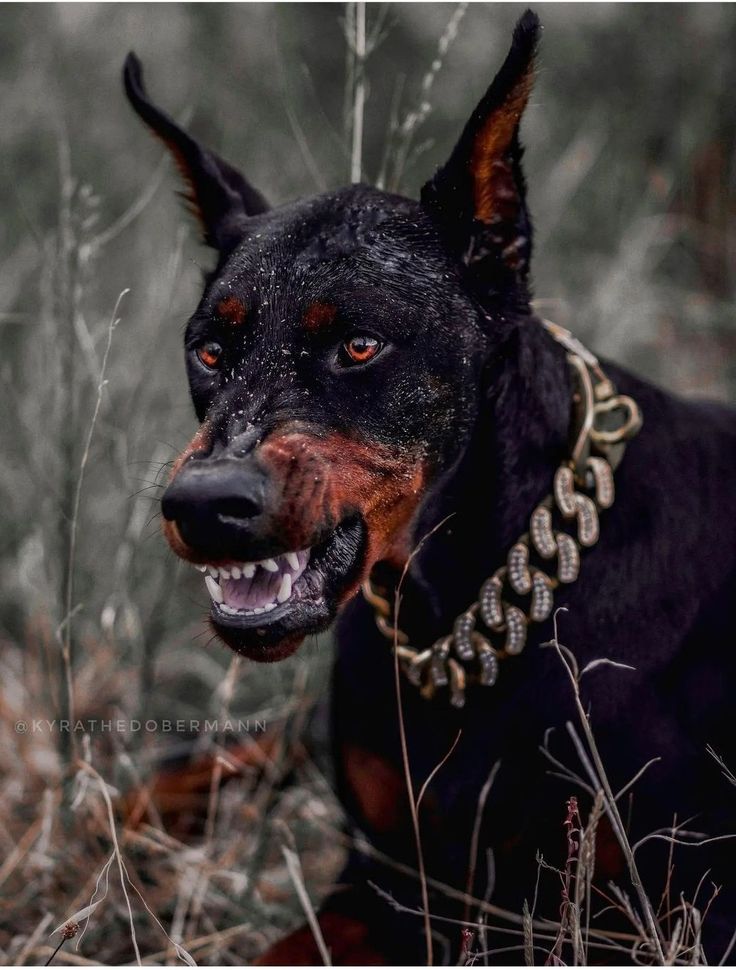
(400, 317, 572, 640)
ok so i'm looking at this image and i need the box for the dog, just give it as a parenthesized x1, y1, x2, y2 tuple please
(124, 11, 736, 964)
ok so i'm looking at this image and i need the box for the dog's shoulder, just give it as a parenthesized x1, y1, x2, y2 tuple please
(607, 361, 736, 479)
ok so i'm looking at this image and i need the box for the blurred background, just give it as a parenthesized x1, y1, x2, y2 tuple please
(1, 3, 735, 964)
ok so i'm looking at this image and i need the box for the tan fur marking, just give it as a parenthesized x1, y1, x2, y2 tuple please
(217, 296, 247, 326)
(254, 912, 385, 965)
(470, 66, 534, 224)
(342, 744, 407, 834)
(258, 428, 427, 602)
(303, 302, 337, 332)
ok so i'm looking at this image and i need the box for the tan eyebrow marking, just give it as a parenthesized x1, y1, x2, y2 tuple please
(217, 296, 247, 326)
(303, 302, 337, 332)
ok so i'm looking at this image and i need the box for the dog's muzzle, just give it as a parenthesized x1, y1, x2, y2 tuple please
(160, 427, 426, 660)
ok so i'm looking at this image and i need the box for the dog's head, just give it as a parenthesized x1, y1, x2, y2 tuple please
(124, 11, 540, 661)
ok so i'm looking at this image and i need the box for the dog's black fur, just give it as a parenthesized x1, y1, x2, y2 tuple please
(124, 12, 736, 964)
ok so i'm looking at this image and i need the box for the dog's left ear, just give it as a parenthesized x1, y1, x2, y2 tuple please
(421, 10, 540, 304)
(123, 52, 269, 252)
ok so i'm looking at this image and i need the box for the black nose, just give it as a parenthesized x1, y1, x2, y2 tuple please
(162, 458, 270, 559)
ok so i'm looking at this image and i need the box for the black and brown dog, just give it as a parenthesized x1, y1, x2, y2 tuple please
(124, 11, 736, 964)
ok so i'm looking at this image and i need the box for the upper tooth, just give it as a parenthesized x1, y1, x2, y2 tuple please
(243, 563, 256, 579)
(231, 566, 242, 580)
(207, 566, 218, 578)
(261, 558, 279, 573)
(194, 564, 207, 573)
(205, 575, 223, 604)
(277, 573, 292, 603)
(285, 552, 299, 570)
(219, 566, 231, 580)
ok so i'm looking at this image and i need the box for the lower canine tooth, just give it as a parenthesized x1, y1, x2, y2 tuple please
(205, 575, 223, 604)
(277, 573, 292, 603)
(261, 558, 279, 573)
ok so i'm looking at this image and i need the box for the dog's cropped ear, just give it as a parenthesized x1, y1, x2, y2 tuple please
(123, 52, 269, 252)
(421, 10, 540, 303)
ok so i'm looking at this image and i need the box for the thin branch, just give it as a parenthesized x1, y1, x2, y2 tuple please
(548, 609, 667, 964)
(349, 1, 366, 183)
(60, 289, 128, 753)
(417, 730, 462, 810)
(614, 757, 662, 803)
(76, 761, 142, 965)
(463, 761, 501, 926)
(88, 153, 168, 252)
(391, 512, 454, 966)
(282, 846, 332, 966)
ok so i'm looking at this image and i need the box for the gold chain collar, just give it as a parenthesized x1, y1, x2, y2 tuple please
(362, 321, 643, 708)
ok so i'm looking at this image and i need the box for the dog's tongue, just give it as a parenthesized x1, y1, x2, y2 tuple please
(220, 551, 309, 610)
(222, 571, 281, 610)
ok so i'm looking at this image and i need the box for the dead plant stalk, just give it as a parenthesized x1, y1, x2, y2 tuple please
(61, 288, 128, 758)
(548, 609, 666, 964)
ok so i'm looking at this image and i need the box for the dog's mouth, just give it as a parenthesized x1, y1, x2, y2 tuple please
(194, 517, 366, 661)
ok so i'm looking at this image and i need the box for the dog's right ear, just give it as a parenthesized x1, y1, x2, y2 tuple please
(123, 53, 269, 252)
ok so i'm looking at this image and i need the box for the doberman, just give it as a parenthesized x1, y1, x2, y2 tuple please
(124, 11, 736, 964)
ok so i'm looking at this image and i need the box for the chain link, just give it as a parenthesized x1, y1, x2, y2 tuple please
(362, 324, 642, 708)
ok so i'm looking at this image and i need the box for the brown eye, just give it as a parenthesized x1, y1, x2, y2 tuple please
(197, 342, 222, 369)
(342, 334, 382, 365)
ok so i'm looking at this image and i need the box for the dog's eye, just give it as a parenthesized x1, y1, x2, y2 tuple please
(341, 334, 382, 366)
(196, 342, 222, 369)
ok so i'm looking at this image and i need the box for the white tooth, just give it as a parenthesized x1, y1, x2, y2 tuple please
(194, 564, 207, 573)
(219, 566, 231, 580)
(277, 573, 292, 604)
(205, 575, 223, 604)
(243, 563, 256, 579)
(221, 604, 233, 614)
(285, 552, 300, 570)
(231, 566, 242, 580)
(261, 558, 279, 573)
(253, 606, 265, 615)
(207, 566, 218, 578)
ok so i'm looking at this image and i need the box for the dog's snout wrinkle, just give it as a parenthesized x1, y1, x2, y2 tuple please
(226, 425, 262, 458)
